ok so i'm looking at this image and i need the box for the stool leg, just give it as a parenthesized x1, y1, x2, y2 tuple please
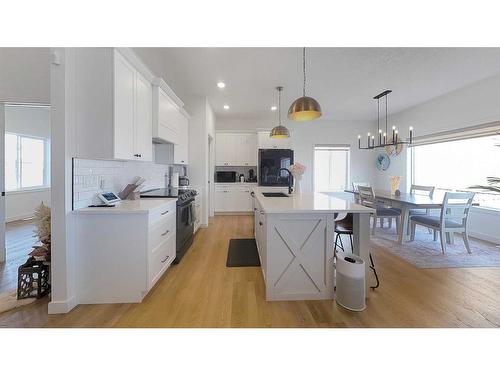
(338, 234, 345, 252)
(349, 234, 354, 253)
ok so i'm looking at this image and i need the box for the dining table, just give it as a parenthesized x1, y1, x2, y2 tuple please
(345, 189, 450, 244)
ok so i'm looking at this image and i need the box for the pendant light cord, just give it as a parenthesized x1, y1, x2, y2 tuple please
(302, 47, 306, 97)
(278, 87, 282, 125)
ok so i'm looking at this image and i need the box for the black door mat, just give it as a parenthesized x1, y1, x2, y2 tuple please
(226, 239, 261, 267)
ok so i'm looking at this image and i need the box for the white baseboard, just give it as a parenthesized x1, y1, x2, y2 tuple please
(48, 296, 77, 314)
(470, 231, 500, 245)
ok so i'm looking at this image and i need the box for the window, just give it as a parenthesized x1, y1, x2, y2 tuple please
(5, 133, 50, 191)
(314, 146, 350, 192)
(412, 134, 500, 209)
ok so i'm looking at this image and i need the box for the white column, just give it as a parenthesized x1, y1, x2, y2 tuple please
(48, 48, 78, 314)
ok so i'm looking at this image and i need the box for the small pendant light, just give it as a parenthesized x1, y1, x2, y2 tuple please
(270, 86, 290, 138)
(288, 47, 322, 121)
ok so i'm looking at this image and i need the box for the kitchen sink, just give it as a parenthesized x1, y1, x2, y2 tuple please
(262, 192, 289, 197)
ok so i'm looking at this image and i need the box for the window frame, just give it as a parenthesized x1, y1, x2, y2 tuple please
(5, 131, 51, 192)
(410, 131, 500, 211)
(313, 144, 351, 193)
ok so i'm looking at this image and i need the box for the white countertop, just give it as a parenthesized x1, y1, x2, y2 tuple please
(75, 198, 177, 214)
(253, 187, 374, 214)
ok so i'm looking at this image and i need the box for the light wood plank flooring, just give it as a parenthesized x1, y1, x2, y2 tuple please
(0, 219, 37, 293)
(0, 215, 499, 328)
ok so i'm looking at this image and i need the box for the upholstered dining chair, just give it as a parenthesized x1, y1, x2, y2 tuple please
(357, 186, 402, 235)
(407, 185, 435, 235)
(352, 182, 370, 204)
(410, 192, 475, 254)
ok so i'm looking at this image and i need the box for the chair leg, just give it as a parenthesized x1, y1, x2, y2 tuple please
(410, 222, 416, 241)
(440, 230, 447, 254)
(338, 235, 345, 252)
(427, 228, 433, 235)
(334, 233, 339, 252)
(395, 217, 400, 235)
(380, 218, 384, 228)
(349, 234, 354, 253)
(371, 216, 376, 235)
(407, 216, 411, 235)
(462, 232, 472, 254)
(433, 229, 437, 241)
(388, 218, 392, 228)
(334, 233, 344, 252)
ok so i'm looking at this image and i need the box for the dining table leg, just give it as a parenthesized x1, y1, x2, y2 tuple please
(399, 205, 409, 244)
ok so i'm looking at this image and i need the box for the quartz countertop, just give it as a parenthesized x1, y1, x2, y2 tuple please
(75, 198, 177, 214)
(252, 187, 374, 214)
(214, 182, 258, 185)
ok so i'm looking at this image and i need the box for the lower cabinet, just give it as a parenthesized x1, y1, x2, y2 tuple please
(215, 184, 256, 212)
(76, 200, 177, 304)
(254, 198, 267, 281)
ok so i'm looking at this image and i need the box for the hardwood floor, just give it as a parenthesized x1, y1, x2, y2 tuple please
(0, 219, 37, 293)
(0, 214, 499, 328)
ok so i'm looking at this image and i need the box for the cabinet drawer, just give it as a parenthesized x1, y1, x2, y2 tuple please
(149, 204, 176, 226)
(149, 234, 176, 288)
(149, 213, 176, 250)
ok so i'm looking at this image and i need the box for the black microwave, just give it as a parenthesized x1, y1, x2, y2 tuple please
(216, 171, 237, 183)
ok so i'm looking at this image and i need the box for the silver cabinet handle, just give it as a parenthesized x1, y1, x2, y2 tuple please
(161, 210, 169, 215)
(161, 255, 170, 263)
(260, 211, 265, 215)
(161, 229, 170, 236)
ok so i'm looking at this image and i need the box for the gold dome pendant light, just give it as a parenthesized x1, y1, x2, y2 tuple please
(288, 47, 322, 121)
(270, 86, 290, 138)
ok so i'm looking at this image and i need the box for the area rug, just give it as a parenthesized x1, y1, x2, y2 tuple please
(370, 227, 500, 269)
(226, 239, 261, 267)
(0, 290, 35, 314)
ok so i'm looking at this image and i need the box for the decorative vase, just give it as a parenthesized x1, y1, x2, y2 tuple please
(293, 174, 302, 195)
(389, 176, 401, 195)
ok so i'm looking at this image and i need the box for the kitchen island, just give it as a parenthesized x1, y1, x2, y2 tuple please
(251, 187, 374, 301)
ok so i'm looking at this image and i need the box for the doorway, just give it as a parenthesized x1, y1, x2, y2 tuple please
(0, 103, 51, 293)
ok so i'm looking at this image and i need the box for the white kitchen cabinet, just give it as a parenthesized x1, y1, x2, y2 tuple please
(214, 183, 256, 212)
(72, 48, 153, 161)
(134, 71, 153, 161)
(215, 133, 257, 166)
(152, 81, 190, 165)
(76, 199, 177, 304)
(174, 111, 189, 164)
(257, 131, 292, 150)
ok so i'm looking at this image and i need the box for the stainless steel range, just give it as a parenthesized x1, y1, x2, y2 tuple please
(140, 188, 197, 264)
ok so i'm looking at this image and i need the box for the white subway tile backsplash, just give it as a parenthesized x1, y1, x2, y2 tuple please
(73, 158, 171, 210)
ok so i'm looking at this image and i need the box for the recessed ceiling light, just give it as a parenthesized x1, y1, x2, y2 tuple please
(217, 82, 226, 89)
(270, 106, 277, 111)
(223, 105, 230, 110)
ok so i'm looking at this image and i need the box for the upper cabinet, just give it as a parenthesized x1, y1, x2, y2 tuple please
(257, 131, 292, 150)
(72, 48, 153, 161)
(216, 133, 257, 166)
(152, 80, 189, 165)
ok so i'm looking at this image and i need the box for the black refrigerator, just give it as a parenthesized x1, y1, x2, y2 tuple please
(258, 149, 294, 186)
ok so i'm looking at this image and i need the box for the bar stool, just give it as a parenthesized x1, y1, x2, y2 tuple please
(334, 213, 380, 290)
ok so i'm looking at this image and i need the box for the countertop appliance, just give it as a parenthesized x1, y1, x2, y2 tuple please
(179, 176, 190, 189)
(248, 169, 257, 183)
(140, 188, 197, 263)
(239, 174, 245, 183)
(258, 149, 294, 186)
(216, 171, 237, 183)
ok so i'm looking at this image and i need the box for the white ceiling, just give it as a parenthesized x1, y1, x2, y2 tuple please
(134, 47, 500, 122)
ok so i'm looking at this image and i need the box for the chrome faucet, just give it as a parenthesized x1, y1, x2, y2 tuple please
(279, 168, 293, 195)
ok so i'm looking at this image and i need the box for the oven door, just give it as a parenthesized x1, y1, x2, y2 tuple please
(176, 199, 195, 253)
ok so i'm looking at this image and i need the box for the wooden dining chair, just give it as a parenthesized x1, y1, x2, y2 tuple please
(357, 186, 402, 235)
(410, 192, 475, 254)
(352, 182, 370, 204)
(407, 185, 435, 235)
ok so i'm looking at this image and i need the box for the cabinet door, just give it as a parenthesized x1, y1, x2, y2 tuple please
(216, 133, 229, 166)
(114, 51, 136, 160)
(158, 89, 180, 144)
(215, 186, 229, 211)
(134, 72, 153, 161)
(240, 134, 257, 166)
(174, 113, 189, 164)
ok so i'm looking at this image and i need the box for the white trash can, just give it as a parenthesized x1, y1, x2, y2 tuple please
(335, 252, 366, 311)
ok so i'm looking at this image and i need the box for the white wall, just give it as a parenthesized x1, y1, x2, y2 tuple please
(4, 105, 51, 221)
(0, 48, 50, 103)
(185, 96, 214, 227)
(375, 73, 500, 244)
(288, 120, 375, 193)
